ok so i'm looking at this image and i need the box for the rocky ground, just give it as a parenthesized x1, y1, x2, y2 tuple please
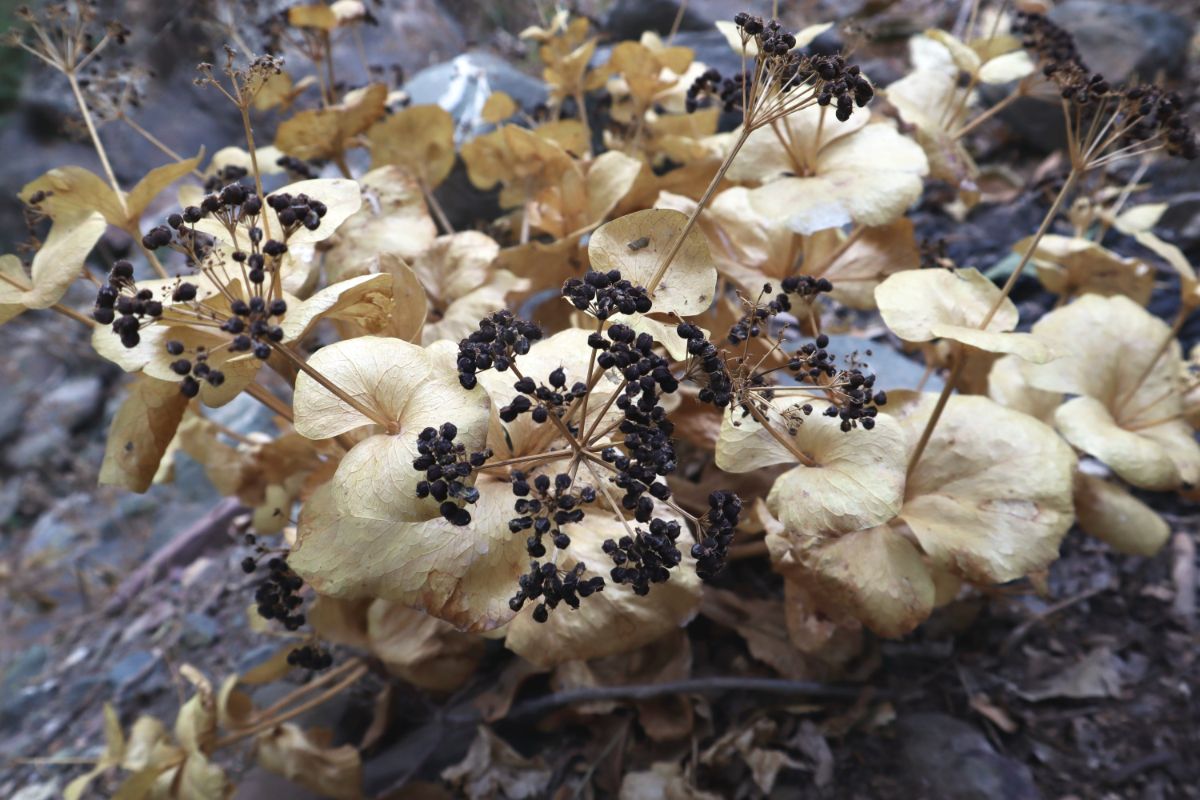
(1, 1, 1199, 799)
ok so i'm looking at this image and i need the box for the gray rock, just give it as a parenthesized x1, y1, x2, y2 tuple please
(181, 612, 221, 648)
(107, 650, 163, 696)
(26, 375, 104, 432)
(11, 779, 61, 800)
(897, 713, 1040, 800)
(0, 646, 49, 726)
(405, 51, 547, 142)
(1048, 1, 1190, 81)
(21, 493, 95, 563)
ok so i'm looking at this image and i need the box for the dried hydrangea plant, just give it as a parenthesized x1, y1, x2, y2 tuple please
(5, 4, 1199, 797)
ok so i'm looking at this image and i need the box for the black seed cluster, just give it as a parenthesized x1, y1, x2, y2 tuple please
(590, 324, 680, 522)
(603, 517, 682, 595)
(276, 154, 319, 181)
(252, 556, 307, 630)
(288, 644, 333, 671)
(93, 259, 163, 346)
(509, 560, 605, 623)
(787, 335, 887, 432)
(203, 164, 251, 194)
(562, 269, 653, 319)
(1015, 11, 1196, 159)
(508, 470, 594, 557)
(677, 322, 733, 408)
(727, 278, 834, 345)
(686, 13, 873, 122)
(502, 367, 587, 426)
(456, 311, 544, 389)
(414, 422, 492, 526)
(266, 191, 328, 238)
(692, 491, 743, 580)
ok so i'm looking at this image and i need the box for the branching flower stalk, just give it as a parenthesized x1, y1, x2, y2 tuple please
(907, 10, 1197, 477)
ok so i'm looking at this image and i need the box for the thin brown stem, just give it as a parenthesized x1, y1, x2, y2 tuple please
(213, 664, 367, 747)
(645, 126, 751, 295)
(120, 116, 205, 179)
(980, 168, 1078, 328)
(270, 343, 392, 430)
(906, 347, 965, 479)
(244, 381, 294, 423)
(745, 401, 818, 467)
(1116, 307, 1189, 415)
(419, 176, 454, 234)
(66, 71, 124, 213)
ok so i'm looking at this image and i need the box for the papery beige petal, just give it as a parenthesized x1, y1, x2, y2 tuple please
(411, 231, 501, 306)
(772, 525, 935, 638)
(977, 49, 1035, 83)
(293, 336, 432, 438)
(586, 150, 643, 226)
(877, 267, 1015, 338)
(1023, 294, 1181, 419)
(818, 219, 920, 310)
(255, 724, 362, 800)
(280, 272, 392, 340)
(987, 354, 1061, 424)
(764, 407, 908, 536)
(25, 209, 106, 308)
(22, 166, 126, 227)
(727, 104, 870, 183)
(367, 600, 485, 691)
(100, 376, 189, 493)
(275, 83, 387, 161)
(897, 394, 1076, 582)
(0, 256, 28, 324)
(478, 328, 621, 458)
(127, 151, 204, 221)
(292, 477, 527, 632)
(588, 208, 717, 316)
(1054, 397, 1179, 490)
(1075, 472, 1170, 556)
(1027, 234, 1154, 304)
(326, 168, 437, 279)
(422, 270, 526, 345)
(366, 104, 457, 188)
(503, 508, 701, 666)
(925, 29, 982, 74)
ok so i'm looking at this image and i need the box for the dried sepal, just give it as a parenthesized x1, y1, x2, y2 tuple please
(1, 208, 105, 311)
(717, 402, 907, 535)
(275, 83, 388, 162)
(588, 209, 717, 316)
(893, 393, 1076, 583)
(366, 104, 457, 189)
(746, 117, 929, 228)
(254, 723, 363, 800)
(875, 267, 1056, 362)
(1024, 234, 1154, 304)
(1074, 471, 1170, 556)
(1022, 294, 1200, 489)
(100, 376, 190, 493)
(502, 507, 701, 667)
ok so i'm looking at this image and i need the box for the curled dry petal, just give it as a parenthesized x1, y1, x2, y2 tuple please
(1022, 294, 1200, 489)
(1074, 472, 1170, 556)
(716, 402, 907, 535)
(894, 393, 1076, 583)
(875, 267, 1056, 362)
